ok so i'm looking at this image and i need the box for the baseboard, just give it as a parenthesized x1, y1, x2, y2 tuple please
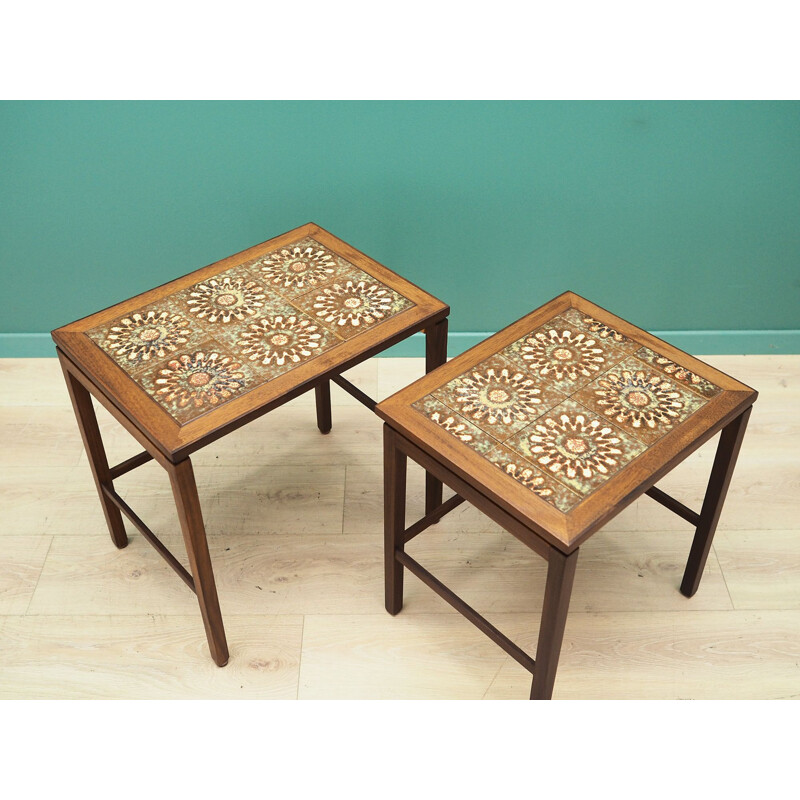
(2, 330, 799, 358)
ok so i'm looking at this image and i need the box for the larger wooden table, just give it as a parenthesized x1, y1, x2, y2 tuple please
(52, 223, 449, 665)
(376, 292, 757, 699)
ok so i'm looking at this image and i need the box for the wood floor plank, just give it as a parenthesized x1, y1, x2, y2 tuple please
(0, 467, 109, 536)
(0, 358, 69, 406)
(118, 462, 346, 536)
(0, 406, 84, 467)
(0, 614, 303, 699)
(0, 536, 52, 614)
(298, 613, 513, 699)
(26, 529, 731, 617)
(714, 530, 800, 610)
(546, 609, 800, 700)
(191, 403, 384, 467)
(299, 610, 800, 700)
(27, 534, 200, 616)
(2, 354, 797, 699)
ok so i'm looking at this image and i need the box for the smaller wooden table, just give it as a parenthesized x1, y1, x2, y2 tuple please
(52, 223, 449, 666)
(376, 292, 757, 699)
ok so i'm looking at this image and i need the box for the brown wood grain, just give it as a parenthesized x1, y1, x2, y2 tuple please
(376, 292, 758, 551)
(51, 223, 449, 461)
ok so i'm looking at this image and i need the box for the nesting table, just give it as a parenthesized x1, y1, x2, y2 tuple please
(376, 291, 757, 699)
(52, 223, 449, 666)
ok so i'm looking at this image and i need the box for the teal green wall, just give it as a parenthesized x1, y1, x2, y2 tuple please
(1, 101, 798, 355)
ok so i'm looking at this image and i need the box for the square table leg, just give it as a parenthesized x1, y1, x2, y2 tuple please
(384, 424, 407, 615)
(61, 365, 128, 550)
(315, 380, 332, 434)
(167, 457, 229, 667)
(680, 405, 753, 598)
(424, 318, 448, 515)
(530, 547, 579, 700)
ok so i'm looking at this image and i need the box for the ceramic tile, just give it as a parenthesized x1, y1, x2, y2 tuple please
(136, 341, 260, 425)
(411, 396, 499, 455)
(501, 313, 628, 394)
(559, 307, 641, 354)
(293, 275, 414, 340)
(241, 237, 342, 298)
(573, 355, 709, 445)
(497, 398, 647, 497)
(86, 305, 208, 377)
(409, 304, 733, 512)
(636, 345, 722, 399)
(484, 443, 583, 513)
(432, 355, 567, 444)
(86, 236, 415, 425)
(209, 293, 340, 378)
(182, 273, 269, 325)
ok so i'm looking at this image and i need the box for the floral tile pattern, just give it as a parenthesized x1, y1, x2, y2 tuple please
(558, 307, 641, 354)
(503, 398, 647, 496)
(137, 344, 256, 425)
(433, 355, 566, 441)
(501, 314, 628, 394)
(484, 444, 583, 513)
(185, 274, 267, 324)
(87, 309, 206, 374)
(573, 356, 707, 445)
(86, 237, 416, 424)
(635, 345, 722, 399)
(413, 306, 720, 513)
(294, 277, 414, 340)
(250, 237, 339, 297)
(411, 396, 497, 455)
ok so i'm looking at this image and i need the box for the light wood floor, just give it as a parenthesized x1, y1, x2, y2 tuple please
(1, 355, 798, 699)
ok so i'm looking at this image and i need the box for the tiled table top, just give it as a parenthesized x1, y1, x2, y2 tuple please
(376, 292, 756, 550)
(53, 223, 448, 459)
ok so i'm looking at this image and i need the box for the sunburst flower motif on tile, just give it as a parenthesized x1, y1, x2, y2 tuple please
(102, 311, 191, 363)
(312, 280, 394, 328)
(503, 462, 554, 499)
(594, 369, 684, 430)
(527, 412, 623, 480)
(154, 351, 246, 409)
(429, 411, 475, 443)
(582, 315, 629, 344)
(634, 346, 721, 398)
(520, 328, 606, 382)
(237, 314, 324, 367)
(653, 356, 708, 388)
(186, 276, 266, 323)
(257, 242, 336, 291)
(453, 366, 543, 425)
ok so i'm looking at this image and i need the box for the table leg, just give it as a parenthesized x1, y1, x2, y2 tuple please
(384, 425, 407, 615)
(530, 547, 579, 700)
(680, 405, 753, 598)
(167, 458, 229, 666)
(60, 363, 128, 549)
(424, 318, 448, 514)
(315, 380, 332, 434)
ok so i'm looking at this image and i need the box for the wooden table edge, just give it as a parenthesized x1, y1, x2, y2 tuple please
(53, 302, 449, 462)
(376, 291, 759, 552)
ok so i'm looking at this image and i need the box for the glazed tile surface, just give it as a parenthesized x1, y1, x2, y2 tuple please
(86, 237, 415, 424)
(635, 345, 723, 399)
(414, 307, 720, 514)
(485, 444, 583, 513)
(501, 313, 628, 394)
(431, 355, 567, 441)
(573, 355, 707, 445)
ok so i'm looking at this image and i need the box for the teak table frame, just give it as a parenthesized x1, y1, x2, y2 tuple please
(53, 223, 449, 666)
(377, 292, 757, 699)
